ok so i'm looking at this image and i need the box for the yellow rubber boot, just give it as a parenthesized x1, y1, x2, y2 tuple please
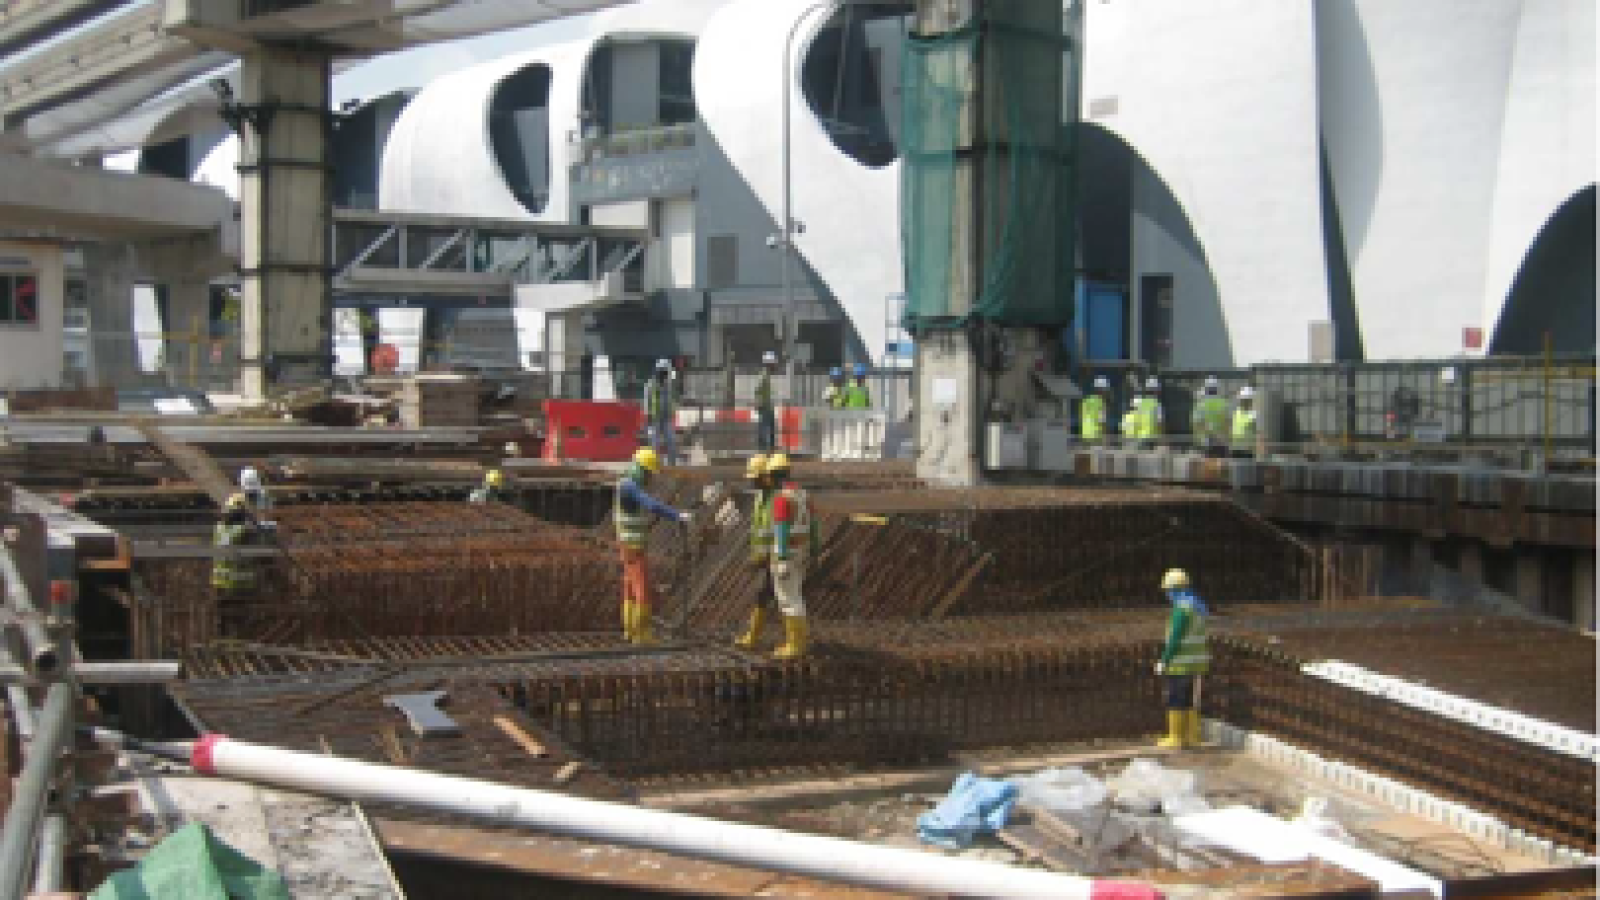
(773, 616, 808, 660)
(633, 606, 656, 646)
(734, 607, 767, 650)
(620, 600, 636, 643)
(1157, 710, 1186, 748)
(1186, 710, 1204, 747)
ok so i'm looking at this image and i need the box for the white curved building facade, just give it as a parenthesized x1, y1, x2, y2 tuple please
(128, 0, 1593, 373)
(1080, 0, 1595, 365)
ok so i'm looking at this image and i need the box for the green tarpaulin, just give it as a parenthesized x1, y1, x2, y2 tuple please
(91, 821, 290, 900)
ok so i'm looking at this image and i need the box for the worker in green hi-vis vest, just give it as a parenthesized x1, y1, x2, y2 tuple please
(1153, 568, 1210, 749)
(734, 454, 777, 651)
(1079, 375, 1110, 443)
(1191, 376, 1230, 457)
(842, 363, 873, 409)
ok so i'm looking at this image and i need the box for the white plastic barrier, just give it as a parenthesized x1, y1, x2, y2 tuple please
(1302, 661, 1600, 762)
(815, 410, 889, 461)
(1208, 720, 1595, 867)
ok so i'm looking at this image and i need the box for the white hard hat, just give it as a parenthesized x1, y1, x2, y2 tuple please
(762, 351, 778, 364)
(1092, 376, 1110, 390)
(1204, 376, 1220, 389)
(1239, 386, 1256, 400)
(238, 467, 262, 491)
(1144, 377, 1160, 391)
(655, 358, 672, 371)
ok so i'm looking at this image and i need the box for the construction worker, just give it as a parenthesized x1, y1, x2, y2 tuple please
(1232, 386, 1258, 458)
(1080, 376, 1110, 443)
(645, 358, 677, 465)
(212, 493, 269, 599)
(842, 363, 873, 409)
(238, 465, 272, 511)
(615, 446, 691, 645)
(470, 469, 509, 503)
(765, 454, 814, 659)
(1120, 397, 1139, 445)
(734, 454, 776, 650)
(1132, 377, 1164, 446)
(822, 367, 846, 409)
(755, 351, 778, 453)
(1191, 377, 1230, 458)
(1153, 568, 1209, 748)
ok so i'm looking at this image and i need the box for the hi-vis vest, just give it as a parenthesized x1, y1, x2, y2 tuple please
(1080, 394, 1106, 440)
(749, 490, 774, 563)
(1195, 397, 1229, 442)
(1232, 407, 1258, 449)
(211, 521, 259, 590)
(773, 484, 814, 558)
(1132, 396, 1162, 438)
(842, 383, 872, 409)
(1167, 593, 1211, 676)
(614, 475, 651, 550)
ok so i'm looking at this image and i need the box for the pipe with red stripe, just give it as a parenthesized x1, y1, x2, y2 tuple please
(190, 735, 1159, 899)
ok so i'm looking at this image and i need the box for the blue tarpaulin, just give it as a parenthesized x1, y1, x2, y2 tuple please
(916, 772, 1019, 849)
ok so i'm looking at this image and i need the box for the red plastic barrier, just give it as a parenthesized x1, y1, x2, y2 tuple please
(544, 400, 643, 462)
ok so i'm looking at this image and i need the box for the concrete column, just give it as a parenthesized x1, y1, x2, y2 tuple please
(236, 46, 331, 398)
(1574, 553, 1595, 632)
(81, 243, 139, 388)
(1514, 549, 1545, 616)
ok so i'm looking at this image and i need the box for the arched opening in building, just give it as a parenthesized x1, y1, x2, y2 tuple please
(488, 64, 553, 216)
(801, 3, 912, 169)
(1075, 122, 1229, 368)
(580, 38, 698, 136)
(332, 91, 414, 209)
(1490, 185, 1596, 355)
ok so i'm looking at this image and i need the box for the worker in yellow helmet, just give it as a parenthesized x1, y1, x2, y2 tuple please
(765, 454, 815, 659)
(470, 468, 509, 503)
(615, 446, 690, 645)
(733, 455, 776, 650)
(212, 493, 270, 601)
(1153, 568, 1210, 748)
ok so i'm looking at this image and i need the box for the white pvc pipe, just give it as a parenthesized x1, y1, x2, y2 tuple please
(191, 736, 1158, 900)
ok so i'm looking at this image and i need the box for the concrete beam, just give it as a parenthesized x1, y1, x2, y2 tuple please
(0, 4, 197, 129)
(0, 152, 233, 241)
(0, 0, 128, 57)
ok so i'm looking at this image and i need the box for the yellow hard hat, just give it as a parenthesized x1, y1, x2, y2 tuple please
(634, 446, 662, 474)
(224, 493, 249, 511)
(485, 469, 505, 488)
(746, 454, 768, 478)
(764, 453, 792, 476)
(1161, 568, 1191, 590)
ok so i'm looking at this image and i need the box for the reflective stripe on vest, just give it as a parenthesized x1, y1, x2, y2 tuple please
(1232, 408, 1258, 448)
(1168, 599, 1210, 675)
(749, 491, 774, 560)
(614, 480, 651, 550)
(1080, 395, 1106, 439)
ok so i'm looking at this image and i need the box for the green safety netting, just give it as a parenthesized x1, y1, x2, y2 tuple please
(900, 0, 1077, 331)
(90, 821, 291, 900)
